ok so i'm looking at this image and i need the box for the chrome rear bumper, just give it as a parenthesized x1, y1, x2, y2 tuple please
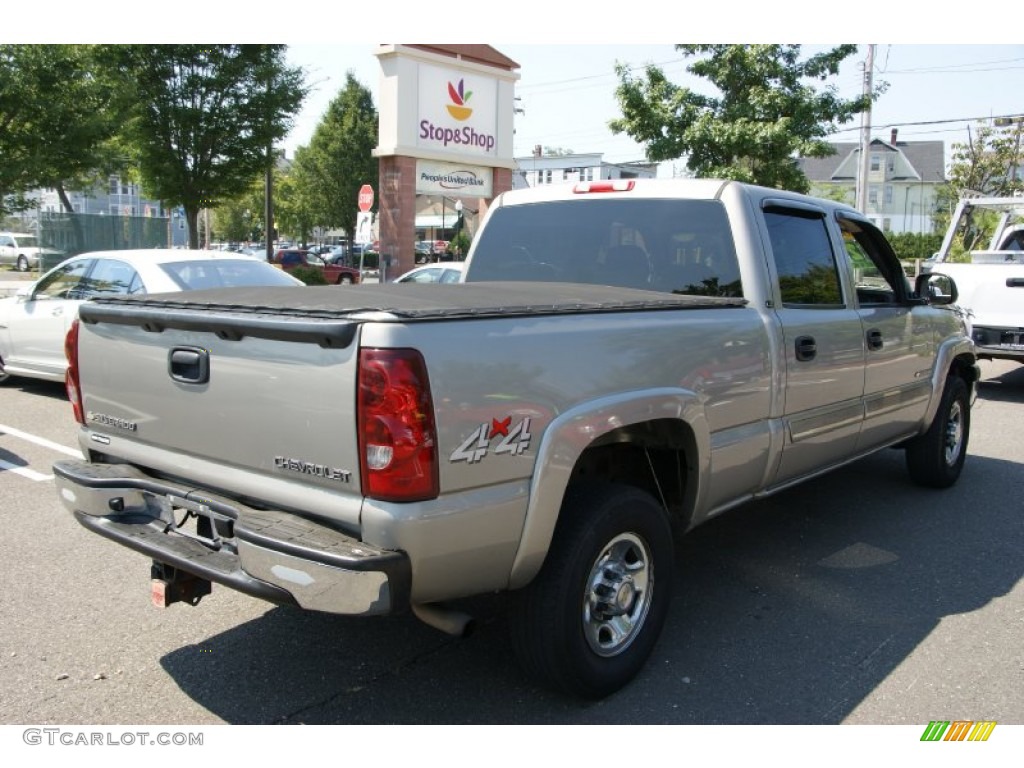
(53, 459, 410, 615)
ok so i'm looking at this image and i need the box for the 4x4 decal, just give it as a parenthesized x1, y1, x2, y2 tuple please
(450, 417, 533, 464)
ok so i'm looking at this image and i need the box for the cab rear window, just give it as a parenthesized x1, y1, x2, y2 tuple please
(467, 199, 742, 297)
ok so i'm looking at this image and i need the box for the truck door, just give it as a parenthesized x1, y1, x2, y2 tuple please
(762, 203, 866, 486)
(838, 215, 934, 450)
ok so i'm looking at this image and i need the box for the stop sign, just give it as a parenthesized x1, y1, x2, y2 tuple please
(358, 184, 374, 212)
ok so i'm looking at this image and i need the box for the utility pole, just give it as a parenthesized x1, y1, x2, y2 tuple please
(856, 44, 875, 214)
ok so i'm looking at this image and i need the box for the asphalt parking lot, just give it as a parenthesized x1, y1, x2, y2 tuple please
(1, 353, 1021, 731)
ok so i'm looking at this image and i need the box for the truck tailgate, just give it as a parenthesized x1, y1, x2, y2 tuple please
(75, 290, 364, 525)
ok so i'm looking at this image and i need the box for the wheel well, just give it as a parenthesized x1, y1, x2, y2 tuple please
(950, 354, 978, 381)
(567, 418, 697, 535)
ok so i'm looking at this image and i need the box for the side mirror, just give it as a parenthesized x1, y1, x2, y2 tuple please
(915, 272, 958, 305)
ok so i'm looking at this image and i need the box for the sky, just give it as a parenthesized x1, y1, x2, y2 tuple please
(13, 2, 1024, 178)
(280, 42, 1024, 177)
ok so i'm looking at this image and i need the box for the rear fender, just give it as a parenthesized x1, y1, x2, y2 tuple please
(507, 388, 707, 589)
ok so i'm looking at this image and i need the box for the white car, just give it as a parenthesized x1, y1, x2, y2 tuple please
(0, 231, 60, 272)
(0, 249, 303, 385)
(392, 262, 465, 284)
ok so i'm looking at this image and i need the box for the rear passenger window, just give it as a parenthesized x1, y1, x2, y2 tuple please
(764, 208, 844, 307)
(79, 259, 145, 297)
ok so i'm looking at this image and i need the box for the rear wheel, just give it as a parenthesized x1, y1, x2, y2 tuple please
(508, 483, 674, 698)
(906, 375, 970, 488)
(0, 356, 11, 384)
(16, 255, 29, 272)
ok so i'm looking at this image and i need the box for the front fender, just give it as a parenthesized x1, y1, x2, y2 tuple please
(507, 387, 708, 589)
(921, 335, 979, 430)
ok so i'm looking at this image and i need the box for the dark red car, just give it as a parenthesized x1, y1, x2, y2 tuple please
(270, 249, 360, 285)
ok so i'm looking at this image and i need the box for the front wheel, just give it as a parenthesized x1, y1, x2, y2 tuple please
(508, 483, 674, 698)
(905, 375, 970, 488)
(338, 274, 353, 285)
(16, 255, 29, 272)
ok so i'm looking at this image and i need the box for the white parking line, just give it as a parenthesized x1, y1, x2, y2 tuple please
(0, 459, 54, 482)
(0, 423, 82, 458)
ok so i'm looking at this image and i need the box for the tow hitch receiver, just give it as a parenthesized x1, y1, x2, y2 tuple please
(150, 561, 212, 607)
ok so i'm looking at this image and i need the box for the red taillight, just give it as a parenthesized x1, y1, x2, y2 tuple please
(573, 180, 635, 194)
(65, 319, 85, 425)
(357, 348, 439, 502)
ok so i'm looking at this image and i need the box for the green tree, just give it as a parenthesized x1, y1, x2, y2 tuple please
(100, 44, 306, 248)
(947, 120, 1024, 199)
(886, 231, 944, 262)
(215, 179, 269, 244)
(298, 72, 378, 247)
(610, 45, 875, 192)
(0, 45, 123, 218)
(276, 151, 319, 244)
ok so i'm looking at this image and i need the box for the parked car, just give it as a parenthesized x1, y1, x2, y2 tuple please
(269, 249, 360, 285)
(392, 262, 465, 284)
(324, 249, 354, 267)
(0, 249, 304, 385)
(0, 231, 61, 272)
(414, 241, 434, 263)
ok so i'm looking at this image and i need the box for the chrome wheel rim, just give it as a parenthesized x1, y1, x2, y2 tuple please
(582, 532, 653, 657)
(944, 399, 964, 466)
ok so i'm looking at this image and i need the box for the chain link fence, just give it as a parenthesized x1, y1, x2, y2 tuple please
(34, 211, 174, 270)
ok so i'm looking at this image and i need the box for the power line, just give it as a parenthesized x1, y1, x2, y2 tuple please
(832, 112, 1024, 135)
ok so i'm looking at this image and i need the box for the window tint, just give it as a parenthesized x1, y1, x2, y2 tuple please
(468, 199, 743, 297)
(764, 208, 844, 306)
(838, 216, 909, 305)
(160, 259, 301, 290)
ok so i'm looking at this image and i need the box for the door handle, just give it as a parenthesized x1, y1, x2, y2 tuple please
(866, 328, 884, 351)
(51, 307, 63, 317)
(794, 335, 817, 362)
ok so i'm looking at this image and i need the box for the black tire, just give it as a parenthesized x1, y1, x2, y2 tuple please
(16, 255, 29, 272)
(338, 274, 353, 285)
(508, 483, 674, 698)
(0, 357, 10, 385)
(906, 375, 970, 488)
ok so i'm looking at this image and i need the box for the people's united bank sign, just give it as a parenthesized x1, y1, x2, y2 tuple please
(417, 64, 498, 158)
(417, 160, 493, 197)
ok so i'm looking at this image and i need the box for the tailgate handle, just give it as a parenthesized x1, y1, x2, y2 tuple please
(1007, 277, 1024, 288)
(169, 347, 210, 384)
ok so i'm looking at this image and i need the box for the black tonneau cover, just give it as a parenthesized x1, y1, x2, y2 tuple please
(79, 282, 746, 348)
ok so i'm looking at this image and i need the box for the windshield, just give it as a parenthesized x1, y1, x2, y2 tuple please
(160, 259, 302, 290)
(466, 198, 743, 297)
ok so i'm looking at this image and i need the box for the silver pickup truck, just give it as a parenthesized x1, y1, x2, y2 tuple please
(54, 179, 977, 698)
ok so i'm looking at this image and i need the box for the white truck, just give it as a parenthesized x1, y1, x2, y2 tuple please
(928, 195, 1024, 363)
(54, 179, 977, 698)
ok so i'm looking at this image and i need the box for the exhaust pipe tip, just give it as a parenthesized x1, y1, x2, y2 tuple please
(412, 602, 476, 638)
